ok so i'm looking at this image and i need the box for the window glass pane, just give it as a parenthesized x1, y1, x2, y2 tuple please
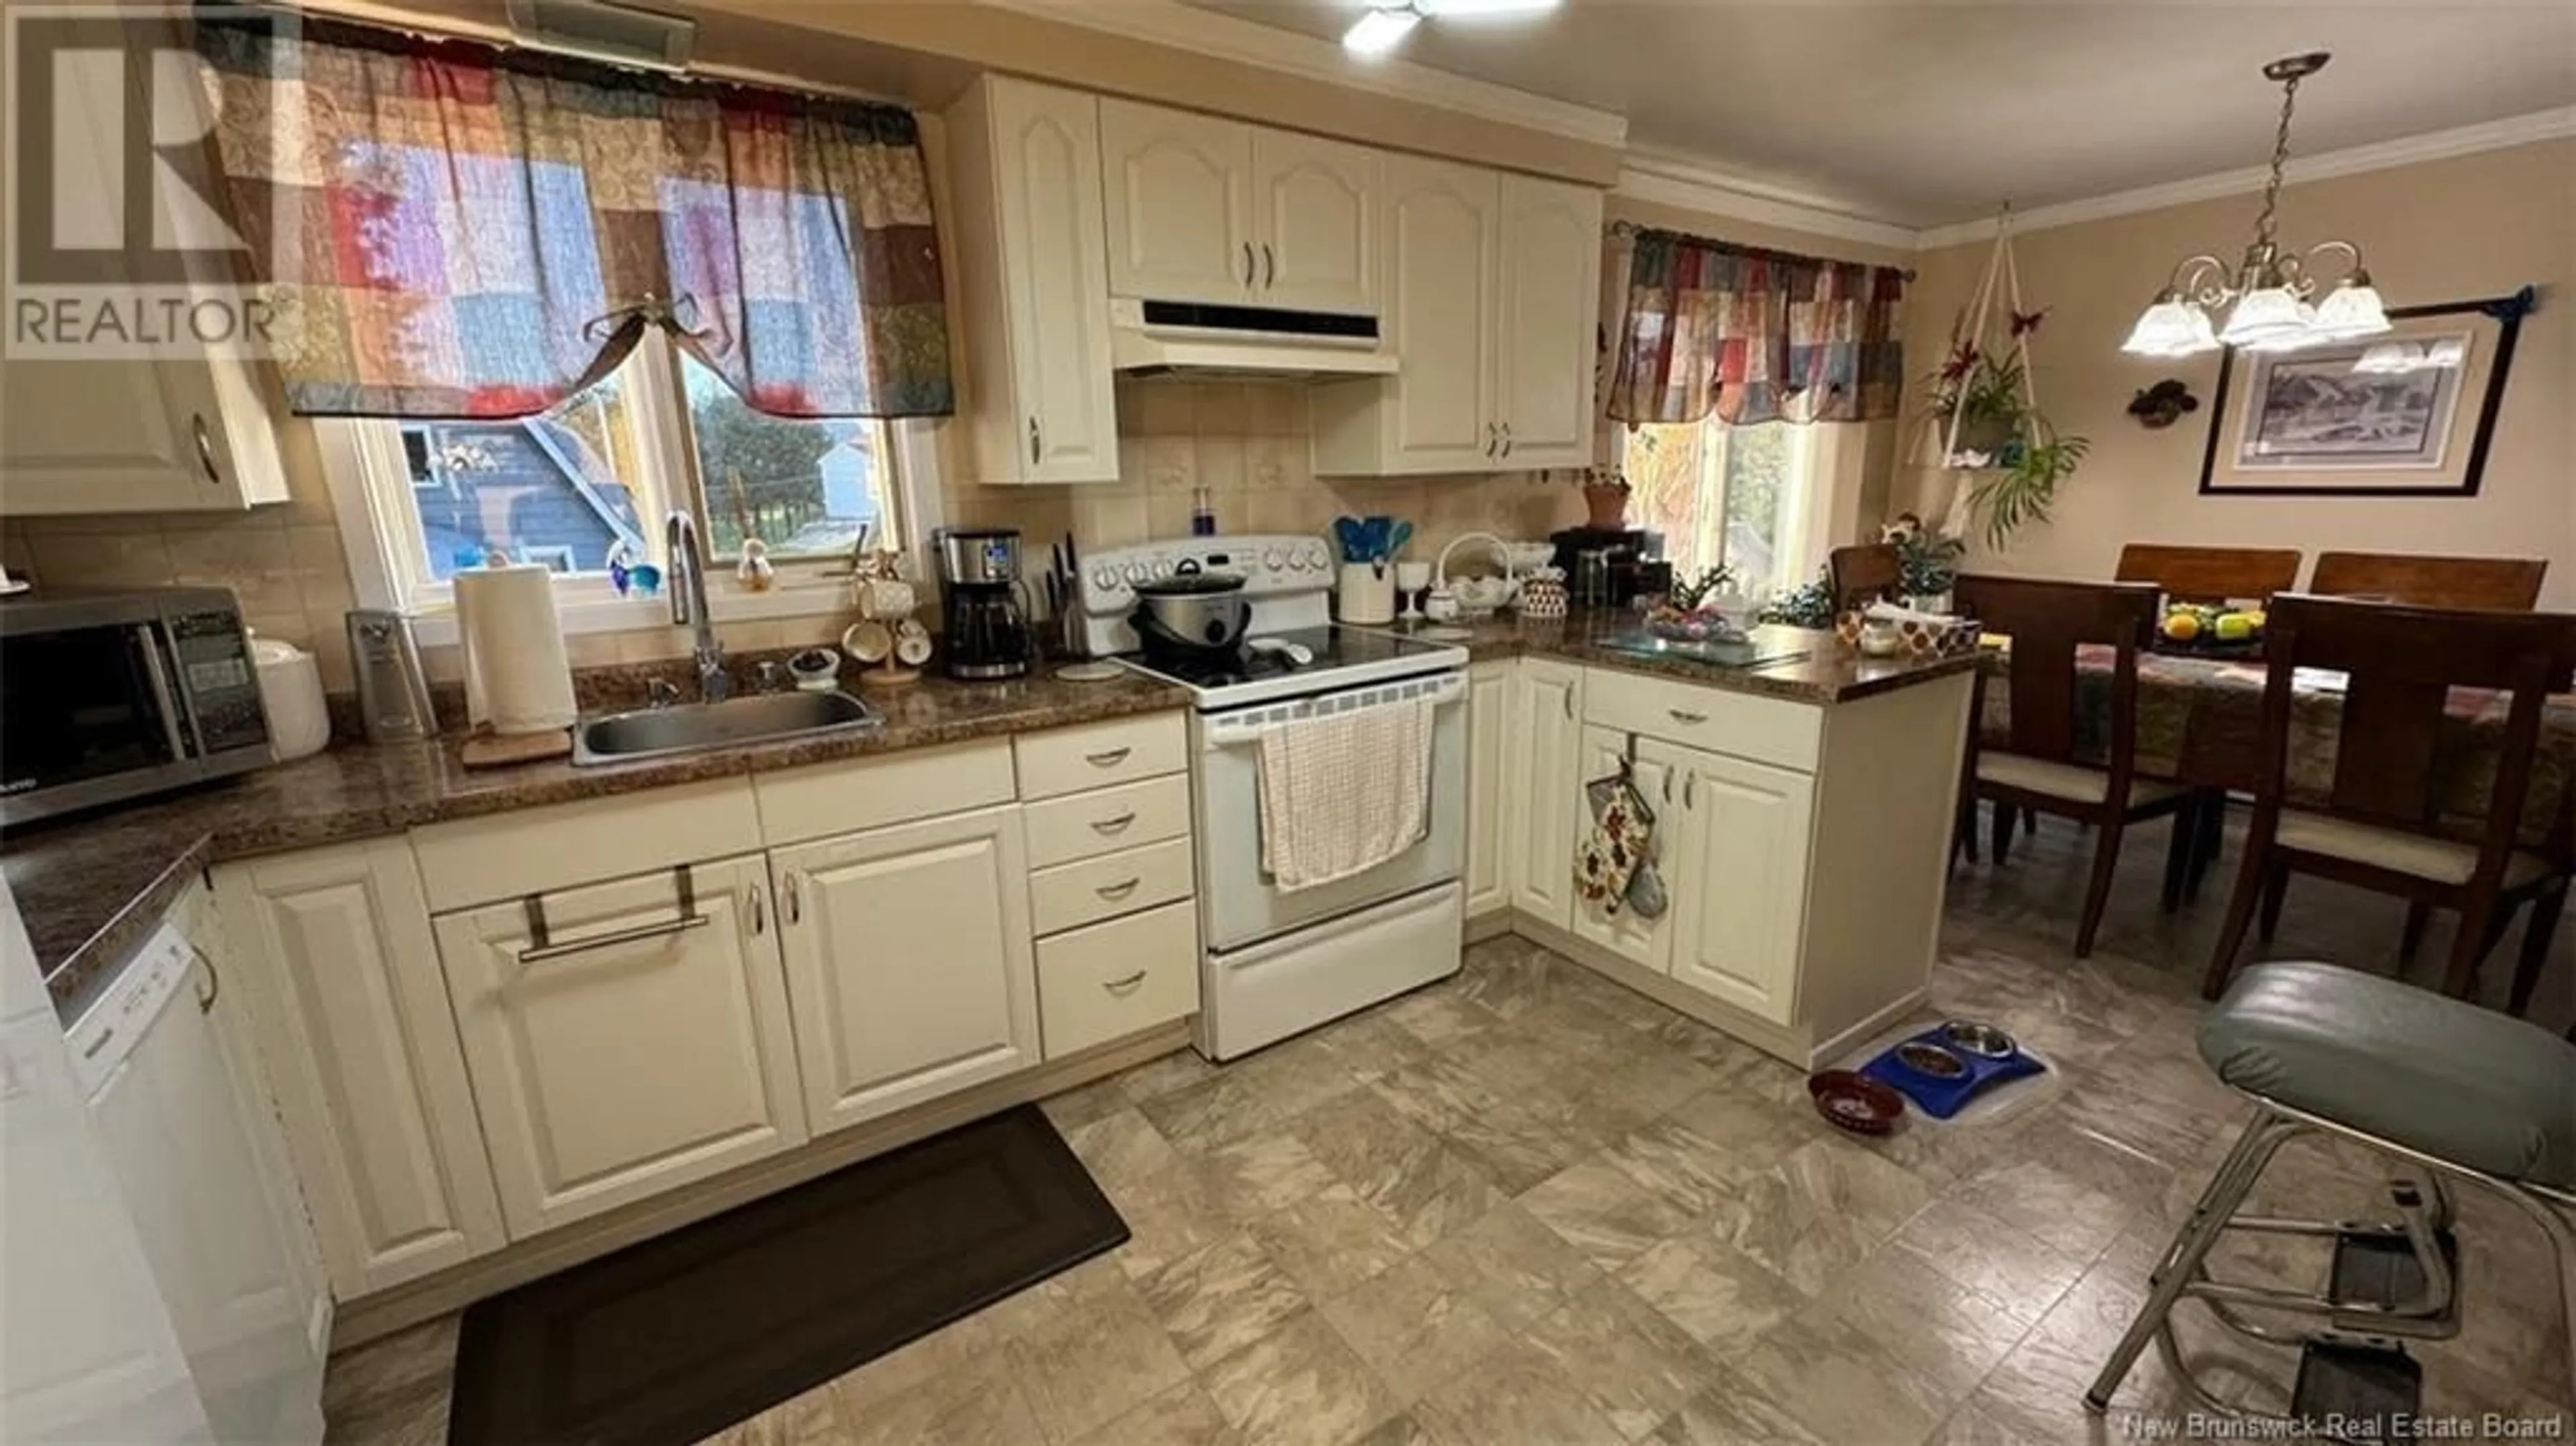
(394, 370, 649, 581)
(1623, 421, 1715, 578)
(1719, 423, 1795, 596)
(680, 352, 892, 559)
(1621, 419, 1813, 597)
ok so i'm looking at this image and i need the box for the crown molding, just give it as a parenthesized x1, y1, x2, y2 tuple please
(1914, 106, 2576, 249)
(1613, 151, 1922, 253)
(976, 0, 1628, 150)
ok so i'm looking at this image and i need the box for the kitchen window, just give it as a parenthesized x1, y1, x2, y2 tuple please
(1623, 419, 1828, 598)
(323, 331, 941, 643)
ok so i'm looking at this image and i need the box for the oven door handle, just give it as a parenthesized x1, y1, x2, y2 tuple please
(134, 624, 193, 762)
(1205, 677, 1469, 748)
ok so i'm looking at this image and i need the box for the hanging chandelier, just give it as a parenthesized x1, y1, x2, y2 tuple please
(2121, 52, 2390, 359)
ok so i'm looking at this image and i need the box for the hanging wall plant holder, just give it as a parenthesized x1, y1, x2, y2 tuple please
(1923, 209, 2090, 548)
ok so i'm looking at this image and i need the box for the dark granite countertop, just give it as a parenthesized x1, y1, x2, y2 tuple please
(1432, 609, 1980, 704)
(7, 667, 1188, 1023)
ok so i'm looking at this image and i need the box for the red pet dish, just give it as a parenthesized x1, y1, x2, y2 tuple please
(1807, 1070, 1905, 1135)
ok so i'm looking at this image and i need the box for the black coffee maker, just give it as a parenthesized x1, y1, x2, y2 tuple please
(1550, 526, 1670, 607)
(937, 528, 1032, 679)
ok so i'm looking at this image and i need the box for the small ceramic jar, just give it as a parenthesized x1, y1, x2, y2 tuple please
(1518, 574, 1568, 619)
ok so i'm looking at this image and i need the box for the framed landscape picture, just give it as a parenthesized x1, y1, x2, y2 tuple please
(2198, 292, 2532, 497)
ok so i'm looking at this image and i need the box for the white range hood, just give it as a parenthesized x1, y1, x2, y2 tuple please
(1108, 297, 1398, 379)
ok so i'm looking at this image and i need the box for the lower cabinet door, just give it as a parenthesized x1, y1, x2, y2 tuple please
(433, 855, 806, 1239)
(215, 839, 506, 1299)
(1462, 662, 1511, 918)
(1503, 658, 1583, 929)
(770, 806, 1040, 1136)
(1567, 727, 1684, 973)
(1666, 748, 1815, 1025)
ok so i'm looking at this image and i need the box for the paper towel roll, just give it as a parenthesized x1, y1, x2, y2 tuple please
(455, 564, 578, 734)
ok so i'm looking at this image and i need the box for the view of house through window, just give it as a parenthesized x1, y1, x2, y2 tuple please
(1622, 418, 1819, 598)
(388, 338, 897, 594)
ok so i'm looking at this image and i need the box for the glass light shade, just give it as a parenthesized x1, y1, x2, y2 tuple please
(2121, 300, 2220, 357)
(2218, 286, 2312, 347)
(2310, 281, 2391, 341)
(1342, 5, 1421, 55)
(2424, 336, 2467, 369)
(2351, 341, 2412, 375)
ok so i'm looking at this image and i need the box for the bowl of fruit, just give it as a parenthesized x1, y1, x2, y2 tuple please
(2157, 603, 2267, 657)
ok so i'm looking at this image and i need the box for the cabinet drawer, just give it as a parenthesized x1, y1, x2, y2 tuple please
(1582, 667, 1820, 773)
(1016, 712, 1188, 801)
(754, 739, 1015, 847)
(1024, 774, 1193, 869)
(1028, 836, 1196, 936)
(1038, 901, 1199, 1058)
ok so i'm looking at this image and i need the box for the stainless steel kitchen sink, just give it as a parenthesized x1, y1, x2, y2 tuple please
(572, 689, 879, 766)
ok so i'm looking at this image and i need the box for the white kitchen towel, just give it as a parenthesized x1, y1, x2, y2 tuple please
(1255, 696, 1432, 893)
(455, 563, 578, 734)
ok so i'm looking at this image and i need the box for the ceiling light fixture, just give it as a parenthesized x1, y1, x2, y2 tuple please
(1342, 0, 1559, 61)
(2121, 52, 2390, 360)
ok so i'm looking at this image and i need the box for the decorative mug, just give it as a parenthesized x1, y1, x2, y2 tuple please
(855, 576, 916, 621)
(1518, 575, 1568, 619)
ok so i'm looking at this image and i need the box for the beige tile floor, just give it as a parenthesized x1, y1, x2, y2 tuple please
(323, 816, 2574, 1445)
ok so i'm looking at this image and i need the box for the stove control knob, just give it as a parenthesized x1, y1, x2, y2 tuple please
(1091, 566, 1116, 592)
(1262, 547, 1285, 571)
(1153, 557, 1175, 577)
(1123, 561, 1146, 583)
(1304, 543, 1330, 571)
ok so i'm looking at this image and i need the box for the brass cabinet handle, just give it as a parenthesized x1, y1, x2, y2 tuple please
(1095, 877, 1140, 900)
(1089, 812, 1137, 835)
(1028, 416, 1041, 465)
(192, 412, 220, 485)
(1084, 746, 1131, 767)
(1103, 970, 1148, 993)
(1262, 243, 1275, 288)
(1668, 708, 1708, 725)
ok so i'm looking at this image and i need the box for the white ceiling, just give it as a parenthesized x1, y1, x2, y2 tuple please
(1175, 0, 2576, 227)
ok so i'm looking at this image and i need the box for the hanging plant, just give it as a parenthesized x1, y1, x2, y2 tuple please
(1924, 215, 2089, 550)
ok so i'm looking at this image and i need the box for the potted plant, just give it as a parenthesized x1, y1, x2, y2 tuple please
(1578, 465, 1631, 531)
(1926, 341, 2090, 550)
(1883, 512, 1966, 614)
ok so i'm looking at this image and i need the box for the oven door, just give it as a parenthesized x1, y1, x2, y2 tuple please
(1194, 670, 1467, 951)
(0, 617, 200, 824)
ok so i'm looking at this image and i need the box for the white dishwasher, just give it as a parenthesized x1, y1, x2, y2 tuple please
(69, 924, 325, 1445)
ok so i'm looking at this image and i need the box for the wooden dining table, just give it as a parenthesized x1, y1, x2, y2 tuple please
(1977, 645, 2576, 845)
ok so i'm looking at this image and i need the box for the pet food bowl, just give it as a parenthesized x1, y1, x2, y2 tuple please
(1807, 1070, 1904, 1135)
(1941, 1019, 2019, 1059)
(1894, 1041, 1969, 1079)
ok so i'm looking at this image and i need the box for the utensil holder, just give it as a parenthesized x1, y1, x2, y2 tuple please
(1338, 563, 1395, 624)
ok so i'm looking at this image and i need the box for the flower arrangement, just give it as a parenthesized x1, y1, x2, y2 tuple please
(1759, 572, 1837, 629)
(1882, 512, 1966, 608)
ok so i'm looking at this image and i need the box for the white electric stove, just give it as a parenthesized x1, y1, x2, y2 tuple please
(1073, 536, 1469, 1060)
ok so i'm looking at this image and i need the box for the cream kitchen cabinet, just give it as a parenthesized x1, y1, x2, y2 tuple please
(433, 856, 807, 1239)
(1567, 726, 1688, 972)
(1502, 658, 1584, 930)
(213, 839, 504, 1300)
(1662, 746, 1815, 1025)
(1311, 161, 1600, 477)
(1463, 661, 1513, 920)
(1099, 100, 1379, 316)
(948, 76, 1120, 485)
(769, 807, 1039, 1136)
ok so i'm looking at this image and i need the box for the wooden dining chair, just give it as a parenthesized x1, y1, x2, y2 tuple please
(2114, 543, 2304, 604)
(1827, 543, 1902, 614)
(2309, 552, 2548, 612)
(2202, 594, 2576, 1015)
(1953, 575, 2205, 957)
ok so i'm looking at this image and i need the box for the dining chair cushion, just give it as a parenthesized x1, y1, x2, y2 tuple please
(1976, 753, 2186, 808)
(2200, 960, 2576, 1186)
(2274, 810, 2552, 889)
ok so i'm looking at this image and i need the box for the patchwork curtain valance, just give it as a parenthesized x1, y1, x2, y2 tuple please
(1605, 227, 1908, 427)
(193, 17, 951, 420)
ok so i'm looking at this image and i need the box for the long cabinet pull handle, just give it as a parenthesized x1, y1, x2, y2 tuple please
(1103, 970, 1148, 993)
(191, 413, 221, 485)
(1241, 241, 1254, 286)
(1668, 708, 1708, 725)
(1085, 746, 1131, 767)
(523, 913, 711, 964)
(1090, 812, 1137, 834)
(1561, 687, 1573, 721)
(784, 873, 801, 925)
(1028, 416, 1041, 465)
(1684, 771, 1697, 810)
(1095, 877, 1141, 900)
(749, 885, 766, 936)
(1262, 243, 1275, 288)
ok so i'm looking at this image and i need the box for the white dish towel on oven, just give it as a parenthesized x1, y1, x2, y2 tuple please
(1255, 695, 1433, 893)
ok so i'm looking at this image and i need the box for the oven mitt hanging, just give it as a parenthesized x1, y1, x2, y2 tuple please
(1574, 768, 1656, 917)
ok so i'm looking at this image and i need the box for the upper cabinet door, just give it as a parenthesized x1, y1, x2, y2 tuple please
(1666, 748, 1814, 1025)
(1250, 129, 1377, 315)
(771, 806, 1038, 1135)
(1494, 174, 1603, 469)
(1381, 154, 1499, 471)
(1100, 99, 1253, 305)
(435, 856, 808, 1239)
(986, 80, 1120, 484)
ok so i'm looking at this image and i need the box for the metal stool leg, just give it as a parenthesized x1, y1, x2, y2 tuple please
(2087, 1108, 2304, 1412)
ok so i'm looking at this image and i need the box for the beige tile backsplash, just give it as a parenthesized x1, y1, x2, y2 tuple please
(1, 380, 1582, 696)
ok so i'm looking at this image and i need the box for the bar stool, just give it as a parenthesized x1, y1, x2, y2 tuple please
(2089, 960, 2576, 1426)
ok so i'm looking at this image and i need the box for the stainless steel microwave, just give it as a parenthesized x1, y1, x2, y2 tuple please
(1, 587, 273, 826)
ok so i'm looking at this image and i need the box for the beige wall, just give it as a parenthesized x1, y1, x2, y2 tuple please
(1894, 138, 2576, 607)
